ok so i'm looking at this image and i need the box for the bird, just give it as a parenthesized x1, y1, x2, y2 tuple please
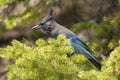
(32, 8, 101, 70)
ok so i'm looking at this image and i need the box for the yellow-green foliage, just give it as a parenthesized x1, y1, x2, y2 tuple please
(77, 44, 120, 80)
(0, 0, 16, 6)
(0, 34, 120, 80)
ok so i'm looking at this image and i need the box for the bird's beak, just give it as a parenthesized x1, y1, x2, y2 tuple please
(32, 25, 40, 30)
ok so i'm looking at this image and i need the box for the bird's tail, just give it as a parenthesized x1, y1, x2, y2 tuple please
(85, 51, 101, 70)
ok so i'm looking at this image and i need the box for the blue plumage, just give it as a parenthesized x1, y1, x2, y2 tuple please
(67, 35, 90, 52)
(67, 35, 101, 70)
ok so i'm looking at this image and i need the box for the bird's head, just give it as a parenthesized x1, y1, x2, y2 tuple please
(32, 8, 54, 34)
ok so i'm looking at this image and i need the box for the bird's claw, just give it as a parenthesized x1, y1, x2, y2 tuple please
(67, 53, 74, 57)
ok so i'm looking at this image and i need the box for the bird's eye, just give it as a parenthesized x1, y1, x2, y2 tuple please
(39, 22, 45, 25)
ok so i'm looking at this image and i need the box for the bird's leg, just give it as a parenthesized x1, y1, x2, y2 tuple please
(67, 52, 74, 57)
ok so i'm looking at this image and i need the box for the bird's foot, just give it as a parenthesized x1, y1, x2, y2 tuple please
(67, 53, 74, 57)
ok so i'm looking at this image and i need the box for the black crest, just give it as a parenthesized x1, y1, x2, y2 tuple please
(49, 7, 53, 16)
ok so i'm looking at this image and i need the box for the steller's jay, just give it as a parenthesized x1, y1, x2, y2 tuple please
(32, 8, 101, 70)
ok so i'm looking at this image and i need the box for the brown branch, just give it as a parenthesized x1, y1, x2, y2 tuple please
(0, 70, 8, 76)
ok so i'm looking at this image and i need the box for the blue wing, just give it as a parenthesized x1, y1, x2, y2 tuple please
(67, 35, 101, 70)
(67, 35, 91, 52)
